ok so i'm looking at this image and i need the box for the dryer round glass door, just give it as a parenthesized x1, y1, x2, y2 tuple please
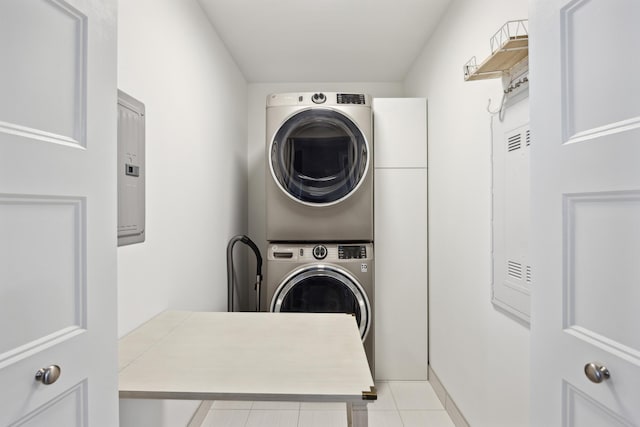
(271, 266, 371, 340)
(269, 109, 369, 206)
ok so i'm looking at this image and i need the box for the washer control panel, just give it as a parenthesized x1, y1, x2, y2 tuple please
(269, 243, 371, 262)
(338, 245, 367, 259)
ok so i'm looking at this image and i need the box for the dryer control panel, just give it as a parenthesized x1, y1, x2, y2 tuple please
(338, 245, 367, 259)
(266, 92, 371, 108)
(337, 93, 366, 105)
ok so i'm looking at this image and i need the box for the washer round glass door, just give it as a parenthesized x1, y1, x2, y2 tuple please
(269, 108, 369, 206)
(271, 265, 371, 340)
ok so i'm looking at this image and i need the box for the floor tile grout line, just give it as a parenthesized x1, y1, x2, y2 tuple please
(382, 380, 406, 427)
(385, 380, 402, 413)
(200, 382, 453, 427)
(242, 408, 250, 427)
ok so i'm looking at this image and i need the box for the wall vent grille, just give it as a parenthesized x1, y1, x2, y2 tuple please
(508, 260, 523, 280)
(507, 133, 521, 152)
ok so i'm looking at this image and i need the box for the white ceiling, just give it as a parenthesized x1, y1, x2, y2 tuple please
(198, 0, 452, 83)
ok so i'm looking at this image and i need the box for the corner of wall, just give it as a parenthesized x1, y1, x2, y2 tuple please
(117, 0, 248, 425)
(403, 0, 531, 425)
(428, 365, 470, 427)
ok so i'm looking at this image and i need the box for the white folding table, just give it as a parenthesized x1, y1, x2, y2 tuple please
(118, 311, 376, 426)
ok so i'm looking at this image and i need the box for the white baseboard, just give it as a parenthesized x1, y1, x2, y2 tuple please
(428, 365, 470, 427)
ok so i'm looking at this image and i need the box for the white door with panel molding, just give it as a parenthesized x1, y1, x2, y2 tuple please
(0, 0, 118, 425)
(530, 0, 640, 425)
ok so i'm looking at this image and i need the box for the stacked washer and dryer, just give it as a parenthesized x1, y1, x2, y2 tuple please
(264, 92, 375, 373)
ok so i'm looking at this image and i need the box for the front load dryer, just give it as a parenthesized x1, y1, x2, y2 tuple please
(265, 242, 374, 373)
(266, 92, 373, 242)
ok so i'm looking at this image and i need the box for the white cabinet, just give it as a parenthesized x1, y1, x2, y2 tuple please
(373, 98, 427, 168)
(373, 98, 428, 380)
(374, 169, 428, 380)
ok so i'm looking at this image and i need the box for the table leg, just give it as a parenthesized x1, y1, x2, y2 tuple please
(346, 402, 368, 427)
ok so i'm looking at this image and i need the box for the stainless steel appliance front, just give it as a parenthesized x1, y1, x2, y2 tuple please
(266, 92, 373, 242)
(265, 242, 375, 374)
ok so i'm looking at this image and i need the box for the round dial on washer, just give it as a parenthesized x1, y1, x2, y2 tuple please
(312, 245, 328, 260)
(312, 92, 326, 104)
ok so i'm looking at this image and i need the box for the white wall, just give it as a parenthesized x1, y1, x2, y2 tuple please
(117, 0, 248, 335)
(247, 83, 404, 261)
(117, 0, 248, 425)
(404, 0, 530, 426)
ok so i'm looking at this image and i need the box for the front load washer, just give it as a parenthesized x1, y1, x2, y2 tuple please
(265, 242, 374, 373)
(266, 92, 373, 242)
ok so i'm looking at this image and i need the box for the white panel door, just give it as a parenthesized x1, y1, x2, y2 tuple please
(530, 0, 640, 425)
(374, 168, 428, 380)
(373, 98, 427, 168)
(0, 0, 118, 425)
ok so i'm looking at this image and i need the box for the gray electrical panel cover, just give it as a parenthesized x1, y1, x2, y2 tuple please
(117, 90, 145, 246)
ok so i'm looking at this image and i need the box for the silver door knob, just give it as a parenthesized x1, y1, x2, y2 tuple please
(35, 365, 61, 385)
(584, 362, 610, 384)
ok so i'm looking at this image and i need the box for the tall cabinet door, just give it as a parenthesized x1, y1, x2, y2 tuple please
(373, 98, 428, 380)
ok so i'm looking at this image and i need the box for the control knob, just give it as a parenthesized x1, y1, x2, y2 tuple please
(312, 93, 326, 104)
(313, 245, 328, 260)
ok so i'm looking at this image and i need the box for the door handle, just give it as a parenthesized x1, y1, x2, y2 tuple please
(584, 362, 610, 384)
(35, 365, 61, 385)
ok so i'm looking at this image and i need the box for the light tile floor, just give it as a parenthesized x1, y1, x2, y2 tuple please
(200, 381, 455, 427)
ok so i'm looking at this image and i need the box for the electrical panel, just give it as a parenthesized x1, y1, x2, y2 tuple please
(117, 90, 145, 246)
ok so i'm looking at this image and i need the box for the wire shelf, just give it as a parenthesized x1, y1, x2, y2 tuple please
(464, 19, 528, 81)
